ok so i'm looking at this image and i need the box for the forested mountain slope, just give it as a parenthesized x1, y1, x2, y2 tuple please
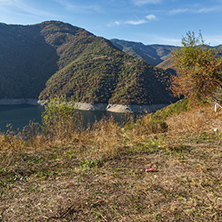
(110, 39, 176, 66)
(111, 39, 222, 78)
(0, 21, 177, 105)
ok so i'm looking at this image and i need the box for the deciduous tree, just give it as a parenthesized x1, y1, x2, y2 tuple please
(170, 31, 222, 101)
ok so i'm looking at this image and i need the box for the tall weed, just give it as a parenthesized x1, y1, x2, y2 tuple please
(90, 116, 124, 160)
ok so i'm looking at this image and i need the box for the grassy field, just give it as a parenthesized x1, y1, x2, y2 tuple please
(0, 101, 221, 221)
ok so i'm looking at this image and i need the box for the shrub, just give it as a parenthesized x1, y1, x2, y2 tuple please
(41, 96, 82, 141)
(170, 31, 222, 102)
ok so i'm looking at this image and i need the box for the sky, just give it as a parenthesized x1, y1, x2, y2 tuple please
(0, 0, 222, 46)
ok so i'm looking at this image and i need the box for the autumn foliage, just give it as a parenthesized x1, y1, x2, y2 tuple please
(170, 31, 222, 101)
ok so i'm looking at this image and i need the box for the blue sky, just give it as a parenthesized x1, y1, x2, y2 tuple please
(0, 0, 222, 46)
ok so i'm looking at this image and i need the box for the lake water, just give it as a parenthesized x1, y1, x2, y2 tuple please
(0, 104, 134, 132)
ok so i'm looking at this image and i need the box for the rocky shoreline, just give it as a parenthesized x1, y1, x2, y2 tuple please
(0, 98, 169, 113)
(74, 102, 169, 113)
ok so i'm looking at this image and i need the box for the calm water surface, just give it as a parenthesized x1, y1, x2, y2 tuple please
(0, 105, 134, 132)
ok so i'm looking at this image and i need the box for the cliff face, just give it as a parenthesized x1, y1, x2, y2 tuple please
(0, 21, 177, 105)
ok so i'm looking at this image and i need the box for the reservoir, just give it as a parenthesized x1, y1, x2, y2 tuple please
(0, 104, 132, 132)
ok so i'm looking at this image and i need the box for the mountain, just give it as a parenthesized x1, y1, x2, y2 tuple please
(156, 44, 222, 74)
(0, 21, 177, 105)
(0, 22, 59, 98)
(111, 39, 222, 77)
(156, 58, 177, 75)
(110, 39, 176, 66)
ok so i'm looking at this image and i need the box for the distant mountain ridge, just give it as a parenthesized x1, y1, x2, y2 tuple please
(0, 21, 177, 105)
(110, 39, 176, 66)
(111, 39, 222, 75)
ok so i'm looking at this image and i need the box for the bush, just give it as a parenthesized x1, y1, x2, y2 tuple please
(170, 31, 222, 102)
(41, 96, 82, 140)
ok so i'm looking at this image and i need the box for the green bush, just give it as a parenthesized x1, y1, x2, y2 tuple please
(41, 96, 82, 139)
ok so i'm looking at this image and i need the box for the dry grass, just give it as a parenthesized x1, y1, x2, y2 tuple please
(0, 103, 222, 221)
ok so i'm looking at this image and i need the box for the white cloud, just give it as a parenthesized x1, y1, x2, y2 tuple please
(125, 19, 147, 25)
(0, 0, 12, 3)
(196, 6, 219, 13)
(0, 0, 20, 6)
(146, 14, 158, 20)
(113, 14, 157, 27)
(169, 6, 220, 15)
(108, 20, 123, 27)
(54, 0, 100, 13)
(0, 0, 56, 17)
(132, 0, 162, 6)
(169, 8, 189, 14)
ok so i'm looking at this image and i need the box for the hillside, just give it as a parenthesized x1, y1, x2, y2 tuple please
(110, 39, 176, 66)
(111, 39, 222, 78)
(156, 57, 177, 75)
(38, 22, 176, 105)
(157, 44, 222, 75)
(0, 22, 59, 98)
(0, 21, 177, 105)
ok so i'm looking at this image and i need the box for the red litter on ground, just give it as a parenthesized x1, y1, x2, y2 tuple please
(146, 168, 154, 172)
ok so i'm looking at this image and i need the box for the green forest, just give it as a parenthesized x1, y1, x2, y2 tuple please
(0, 21, 177, 105)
